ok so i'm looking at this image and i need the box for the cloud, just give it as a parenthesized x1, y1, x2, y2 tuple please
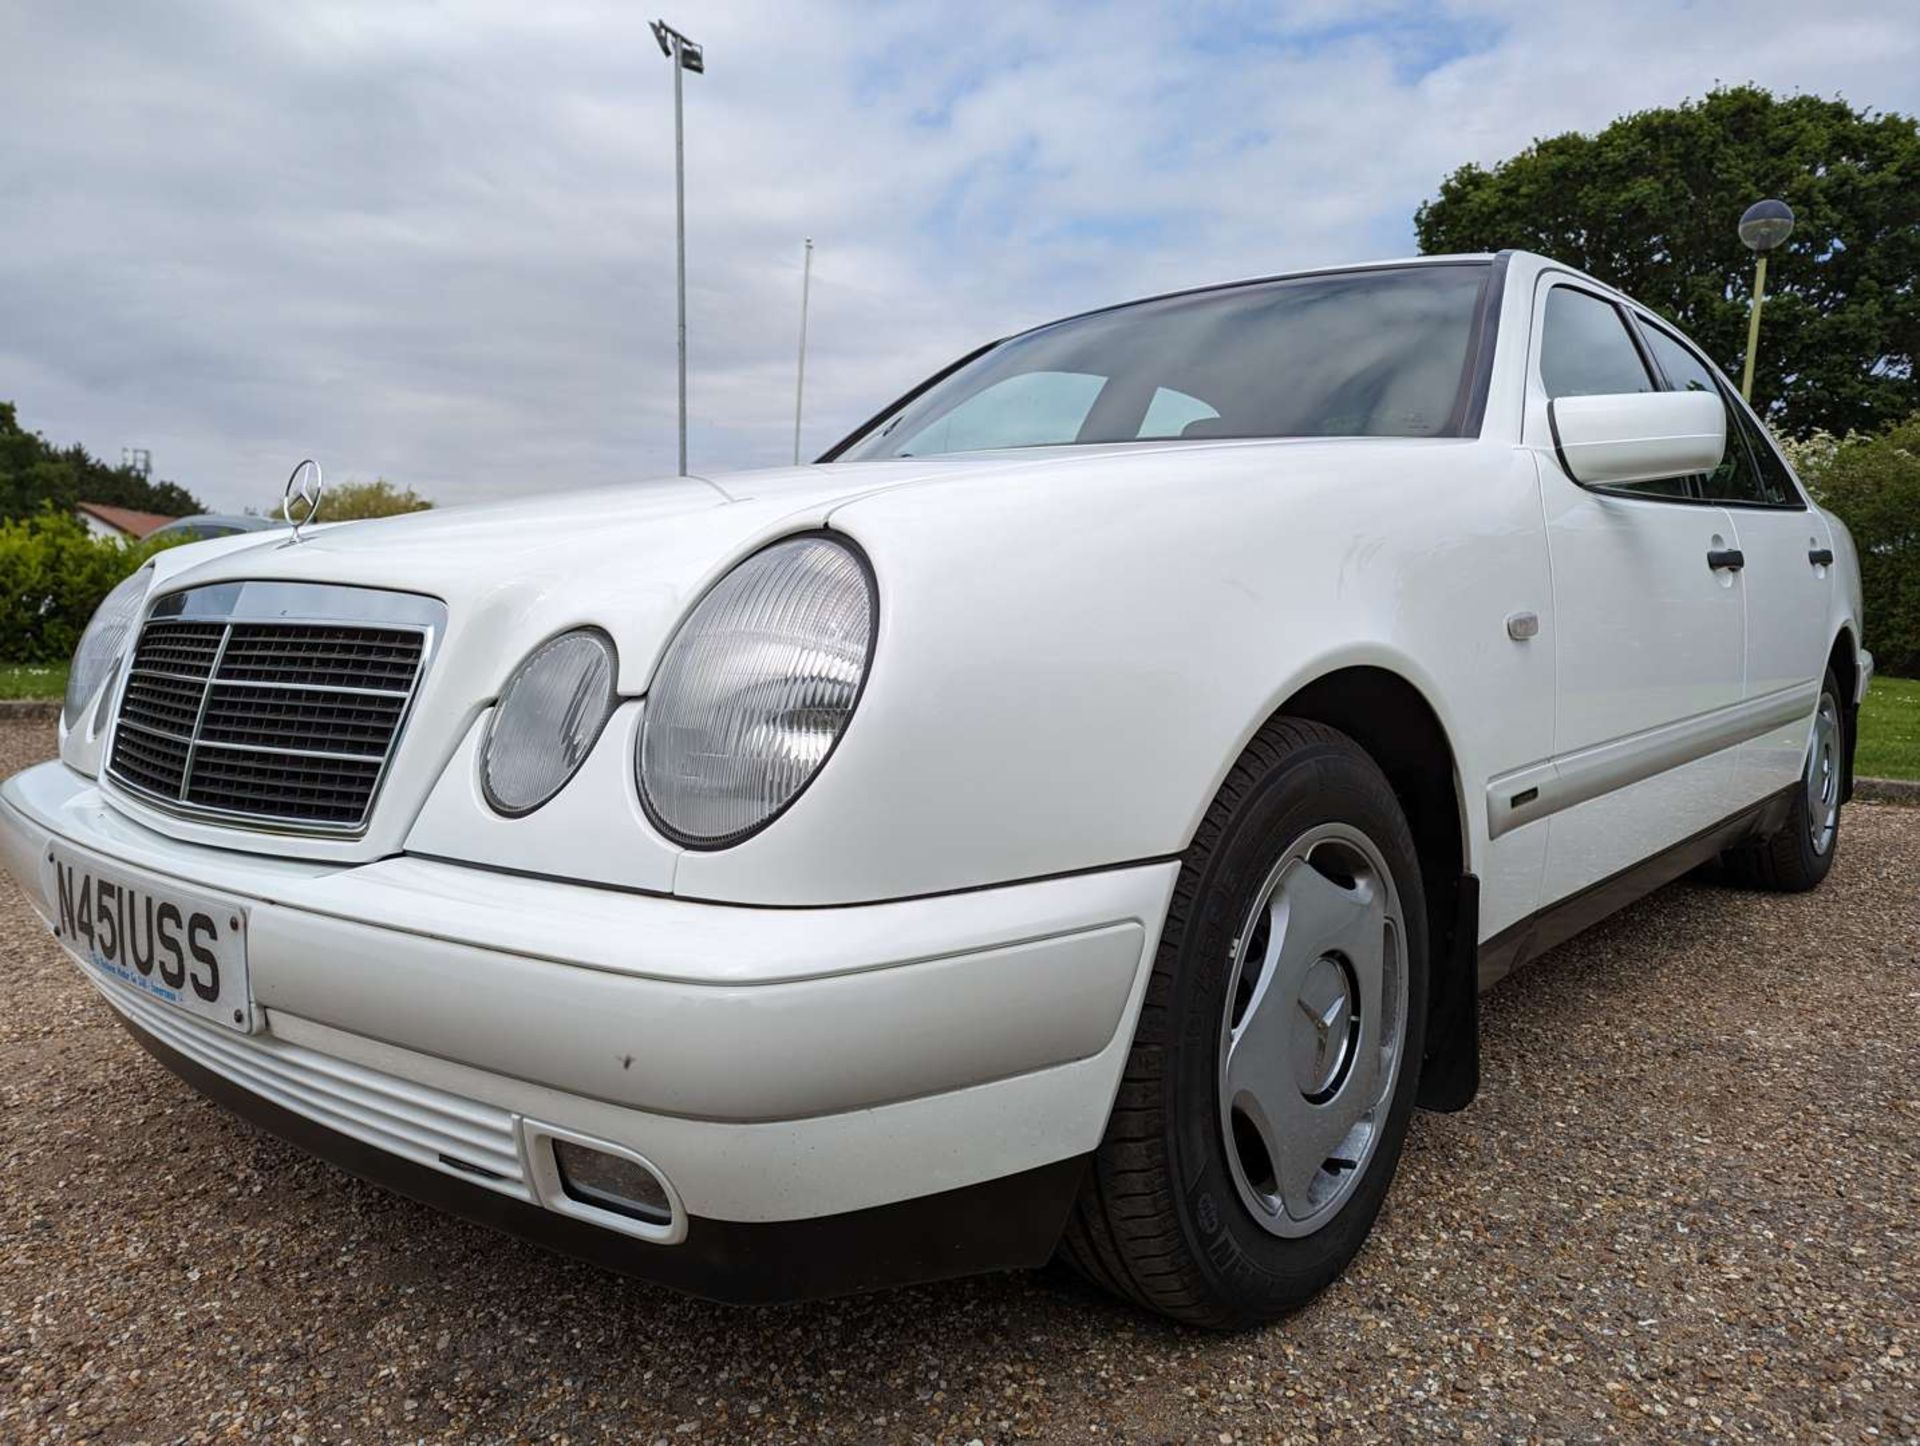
(1, 0, 1915, 510)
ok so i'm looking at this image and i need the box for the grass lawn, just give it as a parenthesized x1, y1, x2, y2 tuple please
(0, 662, 68, 701)
(1857, 673, 1920, 782)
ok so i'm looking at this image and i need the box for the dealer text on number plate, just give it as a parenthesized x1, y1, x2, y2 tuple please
(45, 843, 253, 1032)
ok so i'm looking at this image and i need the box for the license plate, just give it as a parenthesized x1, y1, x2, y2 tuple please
(44, 843, 253, 1033)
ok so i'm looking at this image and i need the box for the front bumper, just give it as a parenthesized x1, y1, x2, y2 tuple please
(2, 759, 1175, 1301)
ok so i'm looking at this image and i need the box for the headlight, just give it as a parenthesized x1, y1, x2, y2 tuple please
(481, 629, 617, 816)
(639, 534, 875, 847)
(63, 566, 152, 731)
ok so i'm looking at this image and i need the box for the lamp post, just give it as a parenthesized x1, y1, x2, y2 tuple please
(651, 20, 704, 475)
(1737, 198, 1794, 403)
(793, 238, 812, 465)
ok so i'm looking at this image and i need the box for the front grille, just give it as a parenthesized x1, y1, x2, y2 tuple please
(106, 600, 432, 833)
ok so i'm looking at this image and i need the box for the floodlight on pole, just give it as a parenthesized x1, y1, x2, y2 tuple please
(651, 19, 703, 475)
(1737, 198, 1793, 403)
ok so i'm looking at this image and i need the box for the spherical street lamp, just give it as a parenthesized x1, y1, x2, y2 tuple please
(1738, 199, 1794, 402)
(1739, 198, 1795, 254)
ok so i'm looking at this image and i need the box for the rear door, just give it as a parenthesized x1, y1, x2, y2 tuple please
(1523, 279, 1748, 905)
(1631, 317, 1830, 804)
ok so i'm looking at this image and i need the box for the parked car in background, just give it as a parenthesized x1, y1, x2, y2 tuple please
(0, 250, 1867, 1327)
(145, 513, 286, 543)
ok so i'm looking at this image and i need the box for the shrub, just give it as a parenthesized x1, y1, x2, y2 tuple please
(265, 477, 432, 521)
(1778, 429, 1840, 486)
(0, 511, 175, 664)
(1805, 416, 1920, 679)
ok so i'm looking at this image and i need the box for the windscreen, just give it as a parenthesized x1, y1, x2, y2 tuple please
(838, 263, 1489, 460)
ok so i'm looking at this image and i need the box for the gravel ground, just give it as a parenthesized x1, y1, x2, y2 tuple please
(1, 715, 1915, 1444)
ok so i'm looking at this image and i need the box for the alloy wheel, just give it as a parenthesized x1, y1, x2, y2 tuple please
(1216, 822, 1408, 1238)
(1805, 693, 1841, 857)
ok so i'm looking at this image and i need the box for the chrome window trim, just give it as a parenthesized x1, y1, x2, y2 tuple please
(101, 580, 448, 838)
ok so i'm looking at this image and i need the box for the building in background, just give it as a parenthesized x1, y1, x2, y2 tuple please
(72, 501, 178, 540)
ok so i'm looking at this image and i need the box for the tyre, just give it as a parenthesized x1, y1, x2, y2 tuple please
(1060, 718, 1428, 1328)
(1717, 668, 1844, 893)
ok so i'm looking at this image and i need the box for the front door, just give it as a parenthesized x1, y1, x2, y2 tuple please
(1524, 279, 1749, 906)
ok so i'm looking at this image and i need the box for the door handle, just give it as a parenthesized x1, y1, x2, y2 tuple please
(1809, 547, 1834, 567)
(1707, 548, 1745, 572)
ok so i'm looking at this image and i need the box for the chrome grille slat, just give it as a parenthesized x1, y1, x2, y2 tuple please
(124, 668, 233, 687)
(191, 736, 395, 764)
(195, 686, 403, 757)
(202, 677, 413, 700)
(105, 587, 435, 834)
(116, 717, 196, 746)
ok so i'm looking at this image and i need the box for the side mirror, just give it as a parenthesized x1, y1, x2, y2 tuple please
(1548, 390, 1725, 488)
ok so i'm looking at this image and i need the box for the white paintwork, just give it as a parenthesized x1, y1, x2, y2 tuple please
(1, 249, 1865, 1243)
(410, 703, 680, 893)
(681, 437, 1557, 918)
(1734, 506, 1837, 799)
(1549, 390, 1726, 486)
(2, 764, 1171, 1220)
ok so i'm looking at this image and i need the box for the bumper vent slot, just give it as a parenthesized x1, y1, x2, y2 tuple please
(99, 978, 529, 1199)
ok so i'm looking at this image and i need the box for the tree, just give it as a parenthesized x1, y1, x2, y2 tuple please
(0, 401, 204, 521)
(1415, 87, 1920, 438)
(289, 477, 433, 522)
(1790, 414, 1920, 677)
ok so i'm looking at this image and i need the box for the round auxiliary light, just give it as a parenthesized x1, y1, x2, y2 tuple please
(64, 565, 152, 731)
(481, 629, 617, 816)
(638, 534, 875, 847)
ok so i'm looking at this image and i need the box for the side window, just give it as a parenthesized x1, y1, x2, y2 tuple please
(890, 370, 1105, 456)
(1137, 386, 1220, 439)
(1540, 287, 1692, 496)
(1539, 288, 1654, 399)
(1730, 408, 1801, 506)
(1638, 324, 1792, 506)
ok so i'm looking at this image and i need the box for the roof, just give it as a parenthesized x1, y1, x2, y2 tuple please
(73, 501, 178, 538)
(1016, 253, 1505, 339)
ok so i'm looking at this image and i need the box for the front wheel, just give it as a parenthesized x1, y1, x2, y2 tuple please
(1059, 718, 1427, 1328)
(1717, 668, 1844, 893)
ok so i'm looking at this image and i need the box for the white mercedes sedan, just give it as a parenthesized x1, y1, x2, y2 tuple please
(1, 250, 1869, 1327)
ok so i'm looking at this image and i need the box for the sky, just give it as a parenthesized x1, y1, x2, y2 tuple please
(3, 0, 1918, 514)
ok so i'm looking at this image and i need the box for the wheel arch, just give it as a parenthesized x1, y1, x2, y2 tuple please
(1260, 665, 1480, 1112)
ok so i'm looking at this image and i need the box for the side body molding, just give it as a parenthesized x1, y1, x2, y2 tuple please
(1485, 684, 1818, 840)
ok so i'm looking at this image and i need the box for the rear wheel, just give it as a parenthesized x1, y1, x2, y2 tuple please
(1717, 669, 1844, 893)
(1060, 718, 1427, 1328)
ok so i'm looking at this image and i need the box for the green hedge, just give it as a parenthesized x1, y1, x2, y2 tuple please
(1787, 416, 1920, 679)
(0, 512, 174, 664)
